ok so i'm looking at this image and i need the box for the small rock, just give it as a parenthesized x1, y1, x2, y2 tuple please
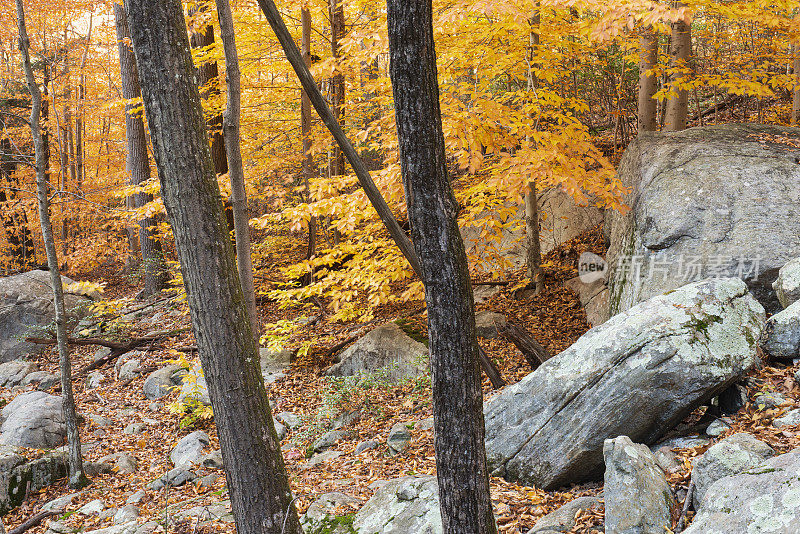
(117, 359, 142, 381)
(113, 505, 139, 524)
(651, 436, 710, 450)
(142, 365, 185, 400)
(148, 402, 162, 412)
(84, 461, 114, 476)
(78, 499, 105, 515)
(152, 467, 196, 490)
(414, 417, 434, 432)
(88, 414, 113, 428)
(198, 473, 220, 488)
(760, 300, 800, 360)
(690, 432, 775, 508)
(0, 360, 37, 388)
(314, 430, 348, 453)
(753, 392, 787, 410)
(126, 490, 146, 504)
(332, 409, 360, 430)
(86, 371, 103, 390)
(652, 446, 683, 475)
(354, 440, 379, 455)
(170, 431, 211, 468)
(772, 408, 800, 428)
(42, 491, 82, 512)
(273, 420, 287, 441)
(300, 450, 343, 471)
(530, 496, 602, 533)
(98, 452, 138, 474)
(473, 284, 502, 304)
(201, 450, 224, 469)
(300, 492, 360, 533)
(705, 418, 731, 437)
(93, 347, 111, 363)
(474, 311, 507, 339)
(276, 412, 302, 429)
(772, 257, 800, 308)
(603, 436, 674, 534)
(21, 371, 59, 391)
(123, 423, 146, 435)
(387, 422, 412, 455)
(45, 520, 71, 533)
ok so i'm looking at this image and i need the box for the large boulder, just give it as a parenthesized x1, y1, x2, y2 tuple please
(461, 188, 603, 272)
(0, 448, 68, 515)
(690, 433, 775, 508)
(606, 124, 800, 320)
(325, 323, 428, 382)
(484, 277, 764, 489)
(0, 392, 66, 449)
(353, 476, 442, 534)
(0, 360, 37, 389)
(0, 270, 91, 362)
(683, 449, 800, 534)
(772, 257, 800, 309)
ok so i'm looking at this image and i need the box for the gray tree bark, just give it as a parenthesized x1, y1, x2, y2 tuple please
(525, 7, 543, 293)
(386, 1, 497, 532)
(122, 0, 300, 532)
(664, 4, 692, 132)
(301, 5, 317, 260)
(637, 27, 659, 133)
(213, 0, 259, 345)
(329, 0, 346, 178)
(792, 46, 799, 126)
(16, 0, 87, 489)
(114, 3, 168, 298)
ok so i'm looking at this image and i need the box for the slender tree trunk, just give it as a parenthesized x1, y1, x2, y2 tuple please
(301, 4, 317, 260)
(664, 3, 692, 131)
(16, 0, 87, 490)
(190, 3, 228, 177)
(792, 45, 800, 126)
(637, 26, 659, 133)
(256, 0, 422, 277)
(386, 2, 497, 532)
(214, 0, 260, 345)
(525, 7, 543, 293)
(123, 1, 301, 532)
(329, 0, 346, 178)
(114, 3, 168, 297)
(76, 18, 91, 198)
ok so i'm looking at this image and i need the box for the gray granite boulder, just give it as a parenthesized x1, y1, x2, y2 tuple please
(0, 270, 91, 362)
(0, 392, 66, 449)
(683, 449, 800, 534)
(773, 257, 800, 309)
(0, 360, 36, 388)
(484, 277, 764, 489)
(300, 492, 359, 534)
(353, 476, 442, 534)
(606, 124, 800, 320)
(761, 299, 800, 360)
(142, 365, 186, 400)
(0, 450, 68, 515)
(325, 323, 428, 382)
(690, 433, 775, 508)
(603, 436, 674, 534)
(170, 431, 212, 468)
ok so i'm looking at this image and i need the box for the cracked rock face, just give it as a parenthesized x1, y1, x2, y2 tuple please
(353, 476, 442, 534)
(683, 449, 800, 534)
(606, 124, 800, 320)
(484, 277, 764, 489)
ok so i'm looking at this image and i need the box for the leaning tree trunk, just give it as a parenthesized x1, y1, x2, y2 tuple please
(637, 26, 659, 133)
(16, 0, 87, 489)
(213, 0, 260, 345)
(664, 3, 692, 131)
(122, 1, 301, 532)
(114, 3, 168, 298)
(386, 1, 497, 532)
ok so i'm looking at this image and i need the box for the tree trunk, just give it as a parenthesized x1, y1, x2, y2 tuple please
(386, 2, 497, 532)
(190, 3, 227, 177)
(122, 1, 301, 532)
(214, 0, 260, 345)
(329, 0, 346, 178)
(525, 8, 543, 292)
(792, 45, 800, 126)
(664, 3, 692, 132)
(637, 26, 659, 133)
(301, 5, 317, 260)
(114, 3, 168, 297)
(256, 0, 422, 277)
(16, 0, 87, 490)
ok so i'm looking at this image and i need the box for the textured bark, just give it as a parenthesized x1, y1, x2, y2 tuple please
(16, 0, 87, 489)
(301, 5, 317, 259)
(122, 0, 300, 531)
(214, 0, 259, 344)
(114, 4, 168, 297)
(792, 47, 799, 126)
(637, 27, 659, 133)
(329, 0, 346, 178)
(190, 4, 227, 177)
(386, 2, 497, 532)
(256, 0, 421, 277)
(524, 9, 542, 292)
(664, 4, 692, 132)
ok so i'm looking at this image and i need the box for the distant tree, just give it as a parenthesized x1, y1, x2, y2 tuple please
(16, 0, 87, 489)
(113, 3, 168, 298)
(664, 2, 692, 131)
(637, 26, 659, 133)
(122, 0, 301, 532)
(386, 1, 497, 532)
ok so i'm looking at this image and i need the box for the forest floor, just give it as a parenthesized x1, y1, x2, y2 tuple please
(3, 225, 800, 534)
